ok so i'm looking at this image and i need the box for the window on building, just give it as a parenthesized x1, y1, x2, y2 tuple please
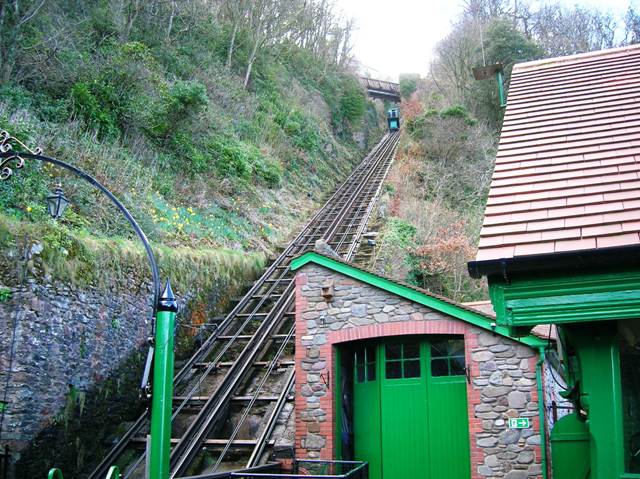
(385, 342, 421, 379)
(620, 321, 640, 473)
(430, 338, 466, 377)
(354, 344, 376, 383)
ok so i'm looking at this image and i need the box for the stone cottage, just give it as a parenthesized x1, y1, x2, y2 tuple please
(291, 251, 550, 479)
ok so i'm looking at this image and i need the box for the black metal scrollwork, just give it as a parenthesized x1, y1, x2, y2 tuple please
(0, 130, 43, 180)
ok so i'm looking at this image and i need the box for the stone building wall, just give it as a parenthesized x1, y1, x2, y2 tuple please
(294, 263, 543, 479)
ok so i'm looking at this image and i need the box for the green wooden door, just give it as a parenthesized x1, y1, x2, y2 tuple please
(350, 337, 471, 479)
(353, 344, 382, 479)
(380, 340, 429, 479)
(426, 338, 471, 478)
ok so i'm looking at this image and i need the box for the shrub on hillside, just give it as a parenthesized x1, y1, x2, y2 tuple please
(338, 77, 366, 125)
(408, 221, 483, 300)
(70, 82, 120, 138)
(147, 81, 208, 138)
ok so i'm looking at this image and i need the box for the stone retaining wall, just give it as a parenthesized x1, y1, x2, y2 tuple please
(0, 241, 250, 477)
(294, 263, 543, 479)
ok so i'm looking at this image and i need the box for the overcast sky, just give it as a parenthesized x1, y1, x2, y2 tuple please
(335, 0, 634, 81)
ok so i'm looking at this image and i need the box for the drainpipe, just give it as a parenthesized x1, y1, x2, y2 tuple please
(536, 347, 549, 479)
(496, 69, 507, 108)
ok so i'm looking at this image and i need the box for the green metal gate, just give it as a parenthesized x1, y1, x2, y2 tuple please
(351, 336, 471, 479)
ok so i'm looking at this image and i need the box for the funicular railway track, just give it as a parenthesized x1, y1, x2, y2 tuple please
(89, 131, 400, 479)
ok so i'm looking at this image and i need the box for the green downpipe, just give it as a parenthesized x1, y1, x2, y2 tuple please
(496, 70, 506, 107)
(537, 347, 549, 479)
(149, 282, 178, 479)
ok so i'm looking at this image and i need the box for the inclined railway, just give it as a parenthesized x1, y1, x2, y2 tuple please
(89, 131, 400, 479)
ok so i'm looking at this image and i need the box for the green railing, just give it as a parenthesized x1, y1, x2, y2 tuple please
(48, 466, 120, 479)
(231, 460, 368, 479)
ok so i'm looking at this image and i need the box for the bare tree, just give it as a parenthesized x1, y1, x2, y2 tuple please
(242, 0, 300, 88)
(625, 6, 640, 45)
(0, 0, 47, 84)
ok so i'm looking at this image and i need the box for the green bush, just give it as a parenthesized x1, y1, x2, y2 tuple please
(209, 138, 252, 179)
(70, 82, 120, 138)
(274, 109, 321, 152)
(338, 78, 366, 124)
(147, 81, 208, 138)
(399, 75, 419, 99)
(254, 156, 283, 187)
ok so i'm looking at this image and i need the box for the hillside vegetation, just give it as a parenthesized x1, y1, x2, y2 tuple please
(0, 0, 382, 282)
(373, 0, 640, 301)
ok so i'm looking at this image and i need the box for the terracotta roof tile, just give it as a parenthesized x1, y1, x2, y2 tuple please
(514, 241, 556, 256)
(476, 45, 640, 262)
(554, 237, 597, 252)
(622, 220, 640, 232)
(596, 233, 640, 248)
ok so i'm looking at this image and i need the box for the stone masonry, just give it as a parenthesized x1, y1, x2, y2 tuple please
(294, 263, 543, 479)
(0, 242, 251, 476)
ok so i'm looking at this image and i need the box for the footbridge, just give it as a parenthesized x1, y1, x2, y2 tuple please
(359, 77, 401, 102)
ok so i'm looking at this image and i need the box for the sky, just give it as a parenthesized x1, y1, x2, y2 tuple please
(334, 0, 634, 81)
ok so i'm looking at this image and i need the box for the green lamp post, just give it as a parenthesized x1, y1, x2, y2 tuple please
(0, 131, 177, 479)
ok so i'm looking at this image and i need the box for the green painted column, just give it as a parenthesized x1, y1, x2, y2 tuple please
(149, 281, 178, 479)
(565, 323, 624, 479)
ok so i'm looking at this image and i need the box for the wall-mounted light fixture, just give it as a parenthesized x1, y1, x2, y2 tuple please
(321, 280, 334, 302)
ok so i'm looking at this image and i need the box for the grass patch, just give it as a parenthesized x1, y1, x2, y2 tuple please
(0, 213, 265, 292)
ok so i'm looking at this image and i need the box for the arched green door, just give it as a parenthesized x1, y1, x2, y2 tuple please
(352, 336, 471, 479)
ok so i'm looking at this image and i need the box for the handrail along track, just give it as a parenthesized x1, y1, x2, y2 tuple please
(89, 131, 400, 479)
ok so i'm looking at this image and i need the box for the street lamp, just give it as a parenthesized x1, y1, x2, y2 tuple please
(45, 183, 70, 220)
(0, 130, 177, 479)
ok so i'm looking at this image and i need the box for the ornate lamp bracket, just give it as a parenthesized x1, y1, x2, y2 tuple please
(0, 130, 43, 180)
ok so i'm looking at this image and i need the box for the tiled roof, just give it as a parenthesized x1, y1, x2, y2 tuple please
(476, 44, 640, 262)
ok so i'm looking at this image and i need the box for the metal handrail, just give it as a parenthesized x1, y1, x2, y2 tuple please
(228, 460, 368, 479)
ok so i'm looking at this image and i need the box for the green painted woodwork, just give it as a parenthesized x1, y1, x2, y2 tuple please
(381, 341, 429, 479)
(619, 320, 640, 474)
(291, 252, 544, 348)
(350, 338, 470, 479)
(149, 308, 176, 479)
(550, 413, 591, 479)
(488, 270, 640, 329)
(427, 375, 470, 477)
(354, 345, 382, 479)
(335, 348, 343, 461)
(563, 323, 624, 479)
(536, 348, 549, 479)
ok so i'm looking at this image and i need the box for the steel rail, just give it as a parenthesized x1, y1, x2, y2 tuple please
(118, 139, 392, 478)
(90, 135, 392, 479)
(169, 133, 399, 477)
(91, 132, 399, 479)
(211, 325, 296, 471)
(240, 133, 399, 468)
(245, 369, 295, 468)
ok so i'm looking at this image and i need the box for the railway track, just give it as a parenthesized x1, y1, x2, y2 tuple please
(89, 131, 400, 479)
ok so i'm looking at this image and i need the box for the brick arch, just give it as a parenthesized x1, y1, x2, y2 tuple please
(328, 319, 468, 345)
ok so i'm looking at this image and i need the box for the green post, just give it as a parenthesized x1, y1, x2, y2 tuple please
(47, 468, 64, 479)
(536, 348, 548, 479)
(496, 69, 506, 107)
(564, 323, 624, 479)
(149, 281, 178, 479)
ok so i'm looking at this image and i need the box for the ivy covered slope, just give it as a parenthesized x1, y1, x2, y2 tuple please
(0, 1, 382, 282)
